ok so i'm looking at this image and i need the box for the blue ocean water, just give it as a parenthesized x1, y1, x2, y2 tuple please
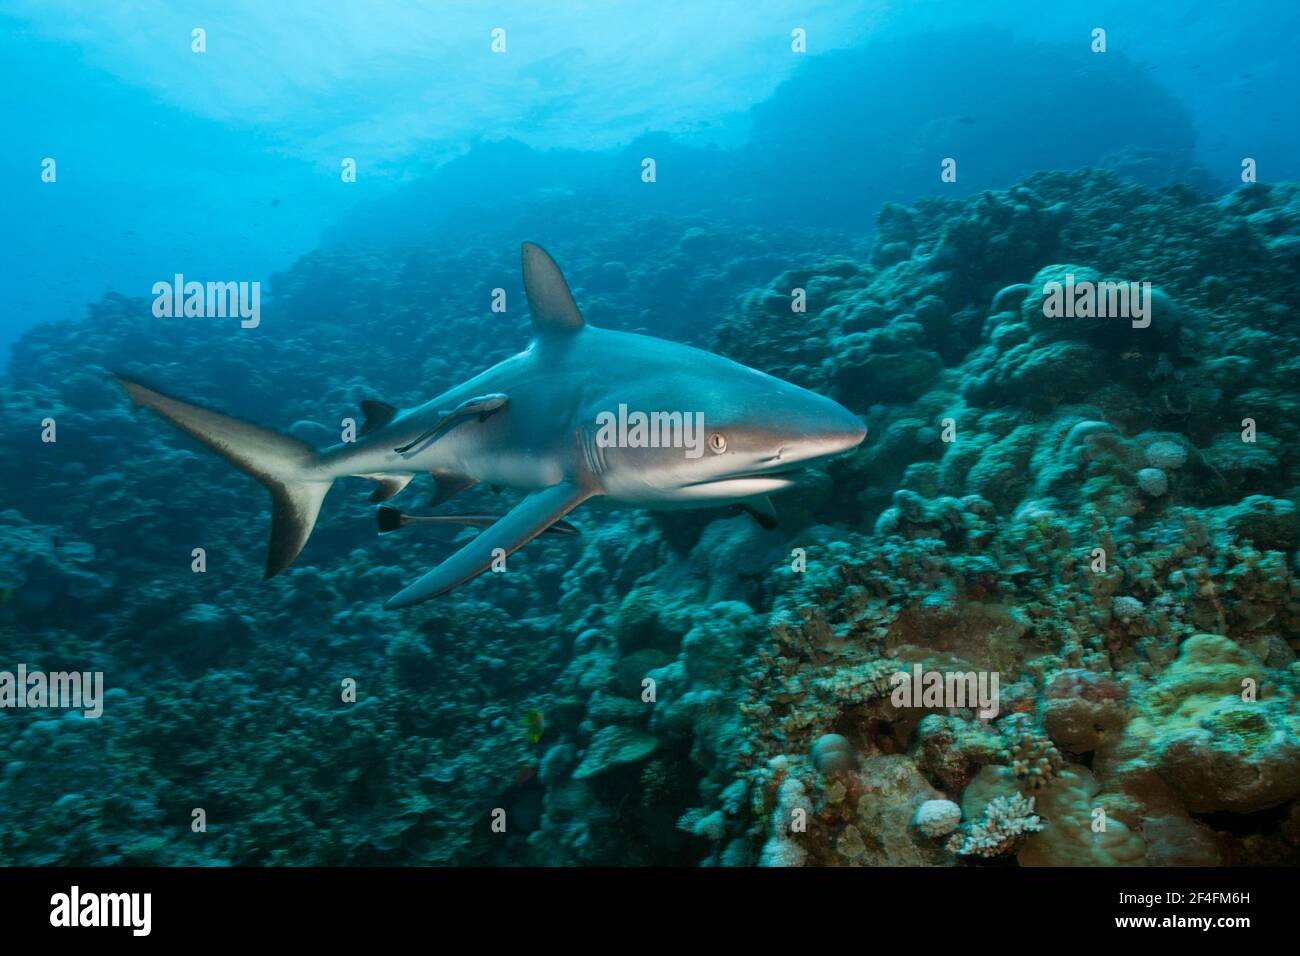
(1, 1, 1298, 869)
(4, 1, 1298, 355)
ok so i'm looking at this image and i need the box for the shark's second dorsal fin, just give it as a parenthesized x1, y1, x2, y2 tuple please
(522, 242, 584, 334)
(359, 400, 398, 436)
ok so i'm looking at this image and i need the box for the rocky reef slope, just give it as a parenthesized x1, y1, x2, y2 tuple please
(1, 172, 1297, 866)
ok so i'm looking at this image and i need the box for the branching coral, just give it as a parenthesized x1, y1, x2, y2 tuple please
(946, 793, 1044, 858)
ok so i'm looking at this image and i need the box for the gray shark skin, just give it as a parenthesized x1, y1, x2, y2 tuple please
(115, 243, 867, 608)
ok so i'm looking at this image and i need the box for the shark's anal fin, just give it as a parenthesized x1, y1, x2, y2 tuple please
(384, 481, 592, 608)
(742, 497, 779, 530)
(362, 472, 414, 503)
(359, 400, 398, 436)
(394, 393, 508, 455)
(429, 470, 478, 507)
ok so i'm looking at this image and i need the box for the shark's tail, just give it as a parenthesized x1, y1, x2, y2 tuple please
(114, 374, 333, 578)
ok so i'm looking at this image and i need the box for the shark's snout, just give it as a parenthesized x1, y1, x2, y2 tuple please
(833, 411, 869, 452)
(804, 399, 868, 459)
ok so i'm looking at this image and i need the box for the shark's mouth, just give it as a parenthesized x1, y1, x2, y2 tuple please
(679, 468, 802, 498)
(684, 467, 801, 487)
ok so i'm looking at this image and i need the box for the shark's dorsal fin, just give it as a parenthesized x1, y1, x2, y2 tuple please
(522, 242, 583, 334)
(359, 400, 398, 436)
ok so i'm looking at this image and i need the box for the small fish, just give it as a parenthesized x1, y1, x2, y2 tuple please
(377, 506, 579, 536)
(522, 708, 545, 745)
(394, 393, 509, 455)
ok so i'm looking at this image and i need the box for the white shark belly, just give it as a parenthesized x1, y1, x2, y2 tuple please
(404, 425, 570, 490)
(601, 475, 796, 507)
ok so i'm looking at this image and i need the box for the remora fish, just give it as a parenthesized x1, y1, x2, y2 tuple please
(376, 506, 579, 536)
(114, 243, 867, 608)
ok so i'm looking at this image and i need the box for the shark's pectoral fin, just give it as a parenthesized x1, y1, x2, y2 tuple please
(362, 472, 414, 502)
(429, 470, 478, 507)
(742, 496, 779, 531)
(395, 393, 509, 455)
(384, 481, 592, 608)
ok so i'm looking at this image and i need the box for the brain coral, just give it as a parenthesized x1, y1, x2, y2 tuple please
(913, 798, 962, 838)
(1099, 634, 1300, 814)
(1136, 467, 1168, 497)
(1144, 440, 1188, 470)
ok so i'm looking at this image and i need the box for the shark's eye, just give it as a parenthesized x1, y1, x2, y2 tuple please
(708, 432, 727, 454)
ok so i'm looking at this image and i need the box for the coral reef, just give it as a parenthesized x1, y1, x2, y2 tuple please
(3, 171, 1298, 867)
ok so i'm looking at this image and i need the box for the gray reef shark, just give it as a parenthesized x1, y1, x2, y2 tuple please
(115, 243, 867, 608)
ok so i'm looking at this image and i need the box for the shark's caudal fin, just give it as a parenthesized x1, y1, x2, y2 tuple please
(114, 374, 332, 578)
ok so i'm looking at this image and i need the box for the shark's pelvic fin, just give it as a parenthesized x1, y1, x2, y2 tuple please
(376, 506, 580, 536)
(384, 481, 592, 608)
(113, 373, 332, 578)
(359, 399, 398, 436)
(394, 393, 508, 455)
(522, 242, 584, 334)
(362, 472, 414, 503)
(429, 470, 478, 507)
(742, 497, 779, 530)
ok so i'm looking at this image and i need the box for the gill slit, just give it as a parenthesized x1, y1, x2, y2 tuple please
(580, 424, 607, 478)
